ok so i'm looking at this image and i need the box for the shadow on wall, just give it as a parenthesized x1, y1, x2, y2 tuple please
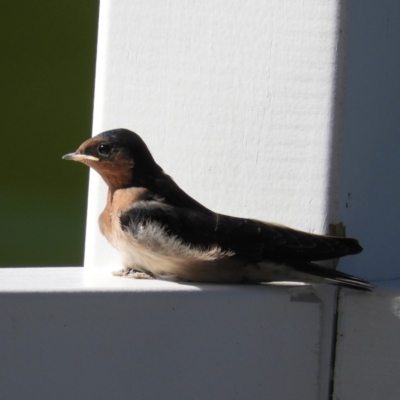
(328, 1, 400, 282)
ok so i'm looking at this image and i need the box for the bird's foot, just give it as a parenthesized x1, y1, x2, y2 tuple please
(112, 268, 155, 280)
(127, 271, 155, 279)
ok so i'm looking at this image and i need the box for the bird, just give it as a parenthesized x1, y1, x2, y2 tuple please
(63, 128, 372, 291)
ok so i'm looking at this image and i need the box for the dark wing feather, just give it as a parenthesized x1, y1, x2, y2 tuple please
(119, 202, 220, 249)
(240, 220, 363, 261)
(287, 261, 373, 291)
(119, 202, 362, 262)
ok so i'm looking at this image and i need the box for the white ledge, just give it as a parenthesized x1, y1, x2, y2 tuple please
(0, 267, 206, 293)
(0, 267, 312, 295)
(0, 267, 328, 400)
(334, 287, 400, 399)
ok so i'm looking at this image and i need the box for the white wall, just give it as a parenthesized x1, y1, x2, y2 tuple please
(85, 0, 345, 270)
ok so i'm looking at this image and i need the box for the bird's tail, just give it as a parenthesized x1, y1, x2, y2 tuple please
(292, 261, 374, 291)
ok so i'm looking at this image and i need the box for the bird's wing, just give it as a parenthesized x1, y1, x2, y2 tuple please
(119, 202, 362, 262)
(119, 202, 232, 259)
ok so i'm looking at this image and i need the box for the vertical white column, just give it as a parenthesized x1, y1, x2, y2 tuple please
(85, 0, 343, 270)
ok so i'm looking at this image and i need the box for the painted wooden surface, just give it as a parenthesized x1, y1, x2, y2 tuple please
(0, 268, 322, 400)
(334, 288, 400, 400)
(80, 4, 344, 397)
(85, 0, 344, 269)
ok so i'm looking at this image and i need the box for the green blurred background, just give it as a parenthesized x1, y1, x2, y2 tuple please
(0, 1, 99, 266)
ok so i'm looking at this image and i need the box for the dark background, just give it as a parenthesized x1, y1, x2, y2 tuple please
(0, 1, 99, 266)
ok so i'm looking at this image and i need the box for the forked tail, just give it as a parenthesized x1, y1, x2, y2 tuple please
(292, 261, 374, 291)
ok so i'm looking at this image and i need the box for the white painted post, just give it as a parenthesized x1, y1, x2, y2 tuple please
(85, 0, 345, 270)
(80, 1, 345, 399)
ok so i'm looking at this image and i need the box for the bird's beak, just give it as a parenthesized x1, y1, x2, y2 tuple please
(62, 153, 100, 162)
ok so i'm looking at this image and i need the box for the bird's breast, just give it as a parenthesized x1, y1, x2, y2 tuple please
(99, 187, 148, 248)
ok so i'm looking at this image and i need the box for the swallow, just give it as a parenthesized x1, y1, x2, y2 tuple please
(63, 128, 372, 291)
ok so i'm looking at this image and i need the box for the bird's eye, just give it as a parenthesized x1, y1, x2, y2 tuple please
(98, 144, 111, 155)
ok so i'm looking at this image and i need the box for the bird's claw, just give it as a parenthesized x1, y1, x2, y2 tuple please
(112, 268, 154, 280)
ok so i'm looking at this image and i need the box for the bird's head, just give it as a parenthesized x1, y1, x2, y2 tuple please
(63, 129, 162, 191)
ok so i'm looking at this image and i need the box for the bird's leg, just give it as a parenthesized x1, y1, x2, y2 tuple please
(112, 267, 155, 279)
